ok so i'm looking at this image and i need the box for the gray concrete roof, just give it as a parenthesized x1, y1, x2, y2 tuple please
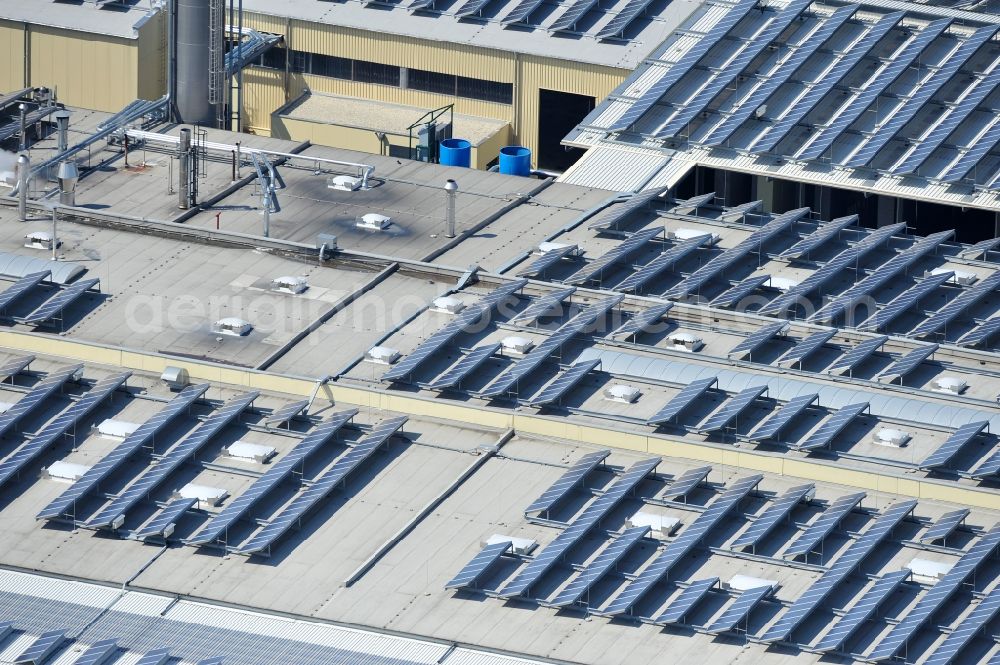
(0, 0, 159, 39)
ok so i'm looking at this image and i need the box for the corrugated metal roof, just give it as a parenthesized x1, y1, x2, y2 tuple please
(557, 145, 670, 190)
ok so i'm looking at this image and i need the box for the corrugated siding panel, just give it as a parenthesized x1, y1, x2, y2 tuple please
(242, 67, 290, 135)
(136, 11, 166, 101)
(444, 648, 548, 665)
(0, 569, 120, 607)
(29, 27, 138, 111)
(558, 145, 669, 190)
(0, 20, 25, 92)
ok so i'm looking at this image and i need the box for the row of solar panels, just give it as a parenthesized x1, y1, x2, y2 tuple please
(0, 624, 221, 665)
(0, 270, 100, 327)
(448, 454, 1000, 661)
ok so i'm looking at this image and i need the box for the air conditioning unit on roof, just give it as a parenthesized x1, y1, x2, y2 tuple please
(357, 213, 391, 230)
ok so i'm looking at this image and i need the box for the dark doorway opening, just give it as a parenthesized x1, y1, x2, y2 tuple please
(537, 89, 595, 172)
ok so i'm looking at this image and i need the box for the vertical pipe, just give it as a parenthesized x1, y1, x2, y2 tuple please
(178, 128, 191, 209)
(51, 208, 57, 261)
(54, 110, 69, 152)
(16, 154, 29, 221)
(18, 103, 27, 151)
(444, 179, 457, 238)
(263, 205, 270, 238)
(237, 0, 243, 132)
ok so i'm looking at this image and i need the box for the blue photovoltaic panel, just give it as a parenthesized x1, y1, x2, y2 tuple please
(919, 421, 990, 471)
(72, 639, 118, 665)
(587, 189, 666, 231)
(527, 358, 600, 406)
(517, 244, 578, 277)
(699, 385, 767, 433)
(796, 19, 950, 161)
(847, 26, 1000, 167)
(814, 569, 911, 653)
(731, 484, 814, 549)
(597, 0, 655, 39)
(0, 354, 33, 382)
(705, 5, 857, 146)
(0, 371, 130, 491)
(761, 499, 917, 644)
(480, 295, 623, 398)
(672, 191, 717, 212)
(546, 526, 650, 607)
(408, 0, 434, 9)
(666, 208, 808, 299)
(550, 0, 600, 31)
(134, 497, 197, 539)
(920, 509, 970, 545)
(264, 400, 308, 427)
(0, 364, 82, 440)
(37, 383, 210, 520)
(796, 402, 869, 451)
(957, 316, 1000, 348)
(510, 287, 576, 325)
(15, 277, 100, 326)
(0, 271, 49, 313)
(14, 630, 65, 664)
(454, 0, 491, 16)
(564, 227, 662, 285)
(134, 649, 171, 665)
(660, 465, 711, 500)
(187, 409, 358, 546)
(780, 215, 858, 259)
(524, 449, 610, 515)
(614, 234, 711, 293)
(869, 523, 1000, 661)
(942, 119, 1000, 182)
(728, 321, 788, 359)
(382, 280, 527, 382)
(876, 344, 938, 384)
(910, 270, 1000, 338)
(0, 621, 11, 640)
(748, 393, 817, 442)
(196, 659, 224, 665)
(774, 330, 836, 369)
(784, 491, 865, 558)
(497, 458, 659, 598)
(502, 0, 545, 24)
(608, 303, 673, 339)
(653, 577, 719, 624)
(923, 587, 1000, 665)
(611, 0, 761, 130)
(827, 336, 887, 375)
(753, 12, 904, 153)
(600, 474, 762, 616)
(961, 237, 1000, 259)
(446, 540, 512, 590)
(647, 377, 717, 425)
(860, 271, 954, 332)
(237, 416, 407, 554)
(710, 274, 770, 309)
(654, 0, 815, 139)
(86, 391, 259, 529)
(706, 585, 773, 634)
(428, 343, 500, 390)
(972, 450, 1000, 478)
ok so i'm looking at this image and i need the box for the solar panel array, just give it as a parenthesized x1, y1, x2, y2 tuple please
(186, 409, 358, 546)
(876, 344, 937, 384)
(37, 383, 209, 520)
(502, 0, 546, 25)
(653, 577, 718, 625)
(15, 277, 100, 326)
(813, 568, 911, 653)
(597, 0, 655, 40)
(779, 215, 858, 259)
(428, 343, 500, 390)
(135, 649, 171, 665)
(710, 274, 770, 309)
(796, 402, 868, 451)
(0, 271, 49, 313)
(15, 630, 65, 664)
(134, 497, 197, 539)
(237, 416, 407, 554)
(647, 377, 717, 425)
(923, 587, 1000, 665)
(728, 321, 787, 359)
(264, 400, 308, 427)
(517, 244, 578, 278)
(956, 316, 1000, 348)
(827, 336, 887, 376)
(699, 385, 767, 433)
(550, 0, 600, 32)
(960, 237, 1000, 259)
(774, 329, 836, 368)
(0, 355, 33, 382)
(784, 491, 865, 558)
(564, 227, 662, 285)
(607, 302, 673, 339)
(972, 451, 1000, 478)
(510, 287, 576, 325)
(910, 270, 1000, 338)
(547, 525, 650, 607)
(586, 189, 665, 231)
(730, 484, 813, 550)
(0, 364, 82, 440)
(72, 638, 118, 665)
(614, 233, 711, 293)
(454, 0, 492, 17)
(86, 391, 259, 529)
(660, 465, 711, 500)
(748, 393, 817, 442)
(705, 584, 772, 634)
(600, 474, 762, 616)
(860, 270, 954, 332)
(919, 509, 969, 545)
(523, 449, 609, 516)
(942, 119, 1000, 182)
(446, 540, 512, 590)
(760, 499, 917, 644)
(919, 421, 989, 471)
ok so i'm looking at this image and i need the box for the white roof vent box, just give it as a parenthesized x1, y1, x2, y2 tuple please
(24, 231, 59, 250)
(908, 558, 952, 583)
(213, 317, 252, 337)
(667, 228, 721, 246)
(725, 574, 779, 593)
(96, 419, 141, 440)
(43, 461, 91, 483)
(357, 213, 391, 230)
(483, 533, 537, 555)
(929, 268, 978, 286)
(604, 384, 641, 403)
(668, 331, 703, 352)
(768, 276, 799, 292)
(432, 296, 466, 314)
(225, 440, 277, 464)
(271, 275, 308, 294)
(328, 174, 363, 192)
(501, 336, 534, 354)
(932, 376, 967, 395)
(627, 511, 681, 536)
(874, 428, 911, 447)
(537, 241, 577, 255)
(367, 345, 400, 364)
(176, 483, 229, 507)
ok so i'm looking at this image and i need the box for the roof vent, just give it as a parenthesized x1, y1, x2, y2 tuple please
(96, 419, 141, 440)
(538, 241, 572, 254)
(725, 574, 779, 593)
(668, 228, 720, 245)
(161, 366, 189, 390)
(501, 336, 534, 354)
(929, 268, 978, 286)
(357, 213, 391, 230)
(328, 175, 363, 192)
(932, 376, 967, 395)
(367, 345, 400, 364)
(483, 533, 537, 555)
(225, 440, 277, 463)
(604, 384, 641, 403)
(668, 332, 703, 352)
(176, 483, 229, 507)
(271, 275, 308, 294)
(432, 296, 466, 314)
(0, 402, 15, 414)
(43, 461, 91, 483)
(627, 511, 681, 536)
(874, 427, 910, 447)
(908, 558, 951, 583)
(213, 317, 252, 336)
(24, 231, 58, 250)
(768, 276, 799, 292)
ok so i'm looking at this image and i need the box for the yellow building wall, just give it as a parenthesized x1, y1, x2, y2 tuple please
(0, 20, 26, 93)
(136, 12, 167, 102)
(29, 28, 140, 111)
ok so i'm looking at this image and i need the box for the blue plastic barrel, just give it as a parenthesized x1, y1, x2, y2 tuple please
(499, 146, 531, 176)
(439, 138, 472, 168)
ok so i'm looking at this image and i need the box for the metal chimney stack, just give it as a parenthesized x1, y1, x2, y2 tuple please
(444, 179, 458, 238)
(57, 161, 78, 206)
(54, 110, 70, 152)
(16, 154, 29, 221)
(178, 128, 193, 209)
